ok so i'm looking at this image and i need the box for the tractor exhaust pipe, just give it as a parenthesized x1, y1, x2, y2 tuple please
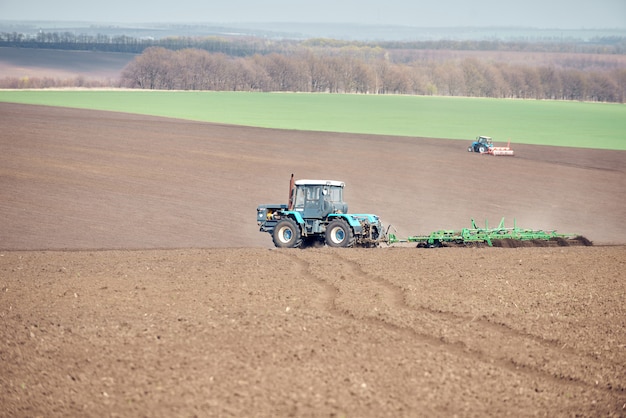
(288, 173, 295, 210)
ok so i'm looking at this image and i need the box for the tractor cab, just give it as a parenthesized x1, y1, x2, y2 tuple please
(292, 179, 348, 219)
(469, 136, 493, 153)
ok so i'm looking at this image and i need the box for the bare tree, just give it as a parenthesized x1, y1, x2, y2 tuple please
(461, 58, 487, 97)
(121, 47, 175, 89)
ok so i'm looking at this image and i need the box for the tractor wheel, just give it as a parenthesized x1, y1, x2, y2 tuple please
(272, 218, 302, 248)
(468, 146, 473, 152)
(325, 219, 354, 248)
(478, 145, 487, 153)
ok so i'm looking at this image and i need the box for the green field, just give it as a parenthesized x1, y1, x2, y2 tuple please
(1, 90, 625, 150)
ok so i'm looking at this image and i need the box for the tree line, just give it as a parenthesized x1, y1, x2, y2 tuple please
(118, 47, 626, 102)
(0, 31, 293, 55)
(2, 31, 626, 56)
(2, 32, 625, 102)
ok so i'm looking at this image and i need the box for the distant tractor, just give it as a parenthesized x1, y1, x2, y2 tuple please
(468, 136, 514, 156)
(468, 136, 493, 153)
(257, 175, 387, 248)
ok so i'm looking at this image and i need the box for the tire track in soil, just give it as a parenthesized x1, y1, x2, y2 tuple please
(285, 249, 623, 396)
(276, 250, 340, 315)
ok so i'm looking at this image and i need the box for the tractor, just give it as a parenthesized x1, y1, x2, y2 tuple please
(468, 136, 493, 153)
(468, 136, 515, 156)
(257, 175, 387, 248)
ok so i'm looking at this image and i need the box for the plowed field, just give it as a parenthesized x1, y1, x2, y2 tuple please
(1, 103, 625, 417)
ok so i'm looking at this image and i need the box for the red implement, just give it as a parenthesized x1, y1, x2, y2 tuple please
(487, 140, 514, 156)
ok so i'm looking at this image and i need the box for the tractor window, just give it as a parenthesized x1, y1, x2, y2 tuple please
(294, 188, 305, 209)
(306, 186, 320, 201)
(325, 186, 343, 203)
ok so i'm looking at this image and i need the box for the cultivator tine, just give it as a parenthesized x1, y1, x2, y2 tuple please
(385, 225, 402, 244)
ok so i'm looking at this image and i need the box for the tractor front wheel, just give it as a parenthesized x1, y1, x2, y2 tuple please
(325, 219, 354, 248)
(272, 218, 302, 248)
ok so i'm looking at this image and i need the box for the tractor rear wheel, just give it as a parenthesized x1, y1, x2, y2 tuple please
(478, 145, 487, 153)
(272, 218, 302, 248)
(325, 219, 354, 248)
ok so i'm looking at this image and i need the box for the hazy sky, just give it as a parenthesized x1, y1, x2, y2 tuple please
(1, 0, 625, 29)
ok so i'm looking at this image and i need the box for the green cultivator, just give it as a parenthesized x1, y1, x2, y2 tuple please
(388, 218, 591, 248)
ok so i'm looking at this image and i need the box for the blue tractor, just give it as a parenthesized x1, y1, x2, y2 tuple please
(257, 175, 387, 248)
(468, 136, 493, 153)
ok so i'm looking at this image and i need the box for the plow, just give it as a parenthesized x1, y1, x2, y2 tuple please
(388, 218, 591, 248)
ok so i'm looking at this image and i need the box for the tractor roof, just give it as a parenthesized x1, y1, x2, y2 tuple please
(295, 179, 345, 187)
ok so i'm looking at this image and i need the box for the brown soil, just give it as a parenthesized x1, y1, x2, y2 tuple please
(1, 103, 625, 417)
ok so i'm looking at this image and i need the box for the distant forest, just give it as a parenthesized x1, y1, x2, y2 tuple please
(2, 31, 625, 102)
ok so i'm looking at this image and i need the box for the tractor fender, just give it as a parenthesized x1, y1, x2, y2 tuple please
(283, 210, 305, 226)
(350, 214, 381, 224)
(327, 214, 363, 234)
